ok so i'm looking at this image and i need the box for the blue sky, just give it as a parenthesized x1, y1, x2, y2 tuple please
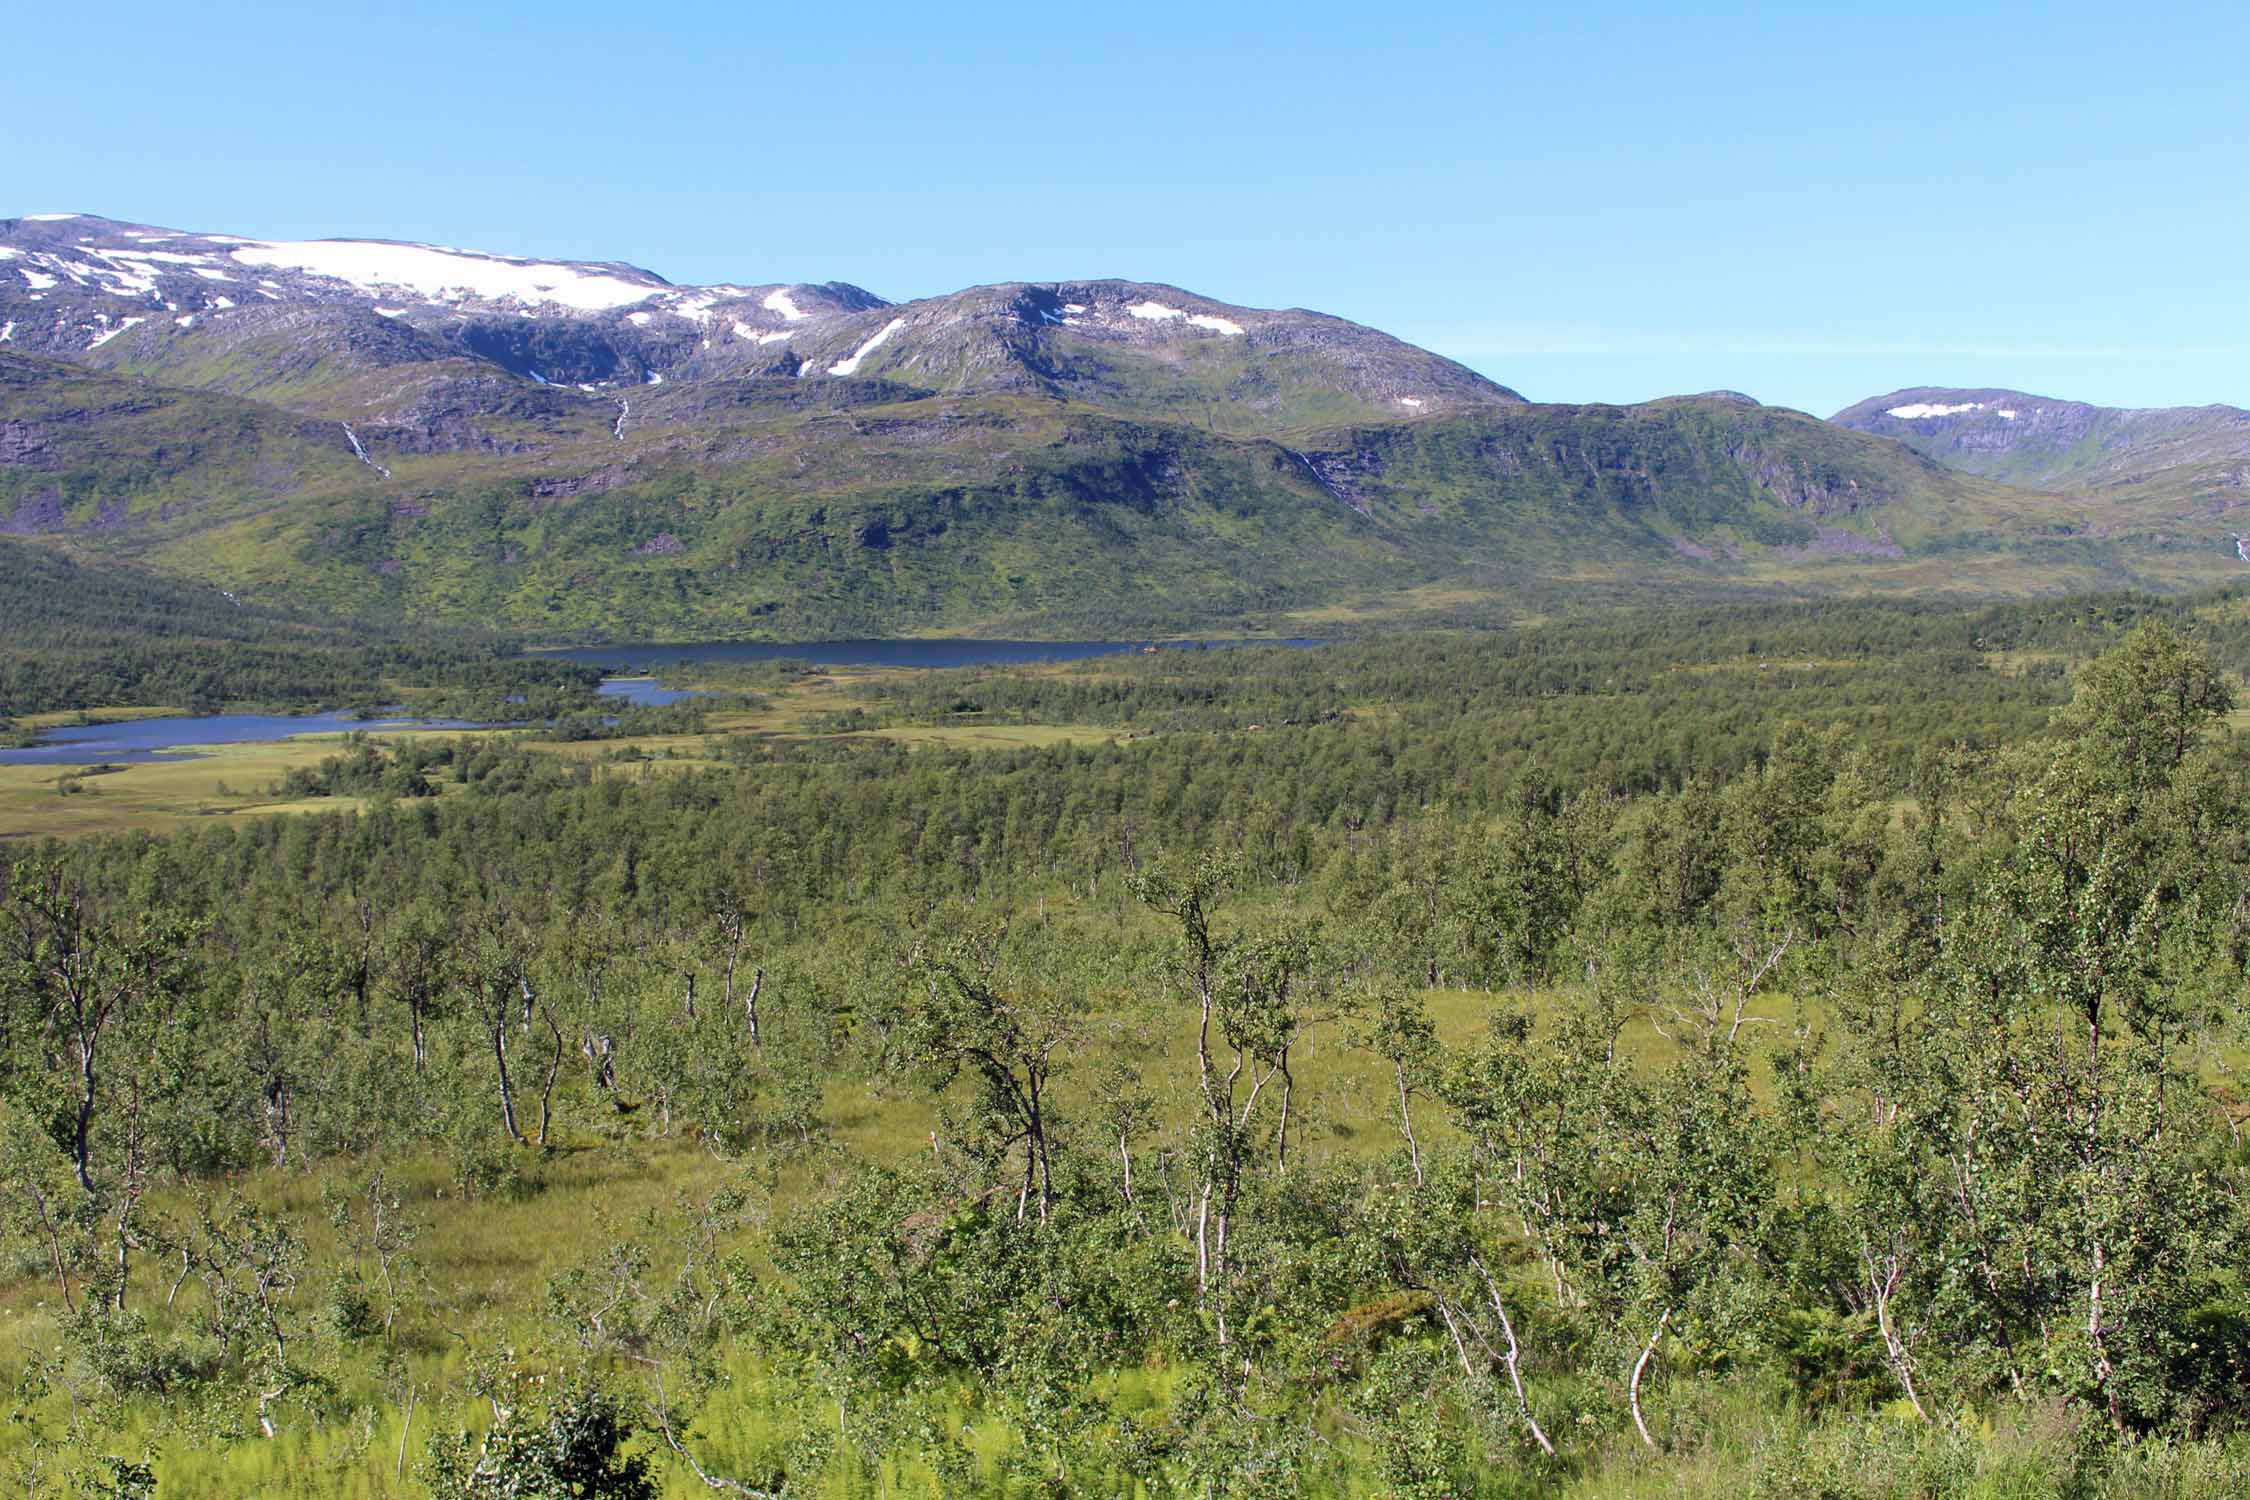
(13, 1, 2247, 416)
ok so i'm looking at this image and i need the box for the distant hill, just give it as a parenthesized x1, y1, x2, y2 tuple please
(5, 213, 2245, 639)
(1832, 387, 2250, 504)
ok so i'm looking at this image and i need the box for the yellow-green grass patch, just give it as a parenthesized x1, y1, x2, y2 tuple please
(0, 734, 391, 838)
(12, 703, 187, 728)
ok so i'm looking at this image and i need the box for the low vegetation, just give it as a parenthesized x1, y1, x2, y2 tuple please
(7, 593, 2250, 1495)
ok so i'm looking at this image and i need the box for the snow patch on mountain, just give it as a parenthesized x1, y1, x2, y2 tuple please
(80, 256, 158, 297)
(226, 239, 670, 311)
(1126, 300, 1244, 336)
(732, 320, 791, 345)
(829, 317, 906, 376)
(763, 289, 809, 322)
(104, 249, 209, 267)
(86, 315, 146, 349)
(1886, 402, 1985, 420)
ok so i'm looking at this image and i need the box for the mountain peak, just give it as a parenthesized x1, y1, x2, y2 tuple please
(0, 213, 1520, 430)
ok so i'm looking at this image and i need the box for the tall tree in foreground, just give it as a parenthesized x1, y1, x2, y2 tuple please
(0, 863, 197, 1194)
(1134, 853, 1328, 1363)
(886, 917, 1088, 1223)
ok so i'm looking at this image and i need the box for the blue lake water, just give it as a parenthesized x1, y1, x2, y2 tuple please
(0, 642, 1317, 763)
(543, 638, 1321, 672)
(0, 710, 493, 767)
(594, 678, 699, 707)
(0, 681, 678, 764)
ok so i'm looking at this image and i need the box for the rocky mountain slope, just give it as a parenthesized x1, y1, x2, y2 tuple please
(1, 215, 1516, 434)
(4, 213, 2241, 638)
(1833, 387, 2250, 505)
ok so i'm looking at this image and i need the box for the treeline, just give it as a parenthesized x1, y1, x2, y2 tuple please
(0, 538, 605, 719)
(821, 588, 2250, 786)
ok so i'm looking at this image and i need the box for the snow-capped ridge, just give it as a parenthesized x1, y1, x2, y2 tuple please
(225, 238, 674, 311)
(0, 215, 1524, 415)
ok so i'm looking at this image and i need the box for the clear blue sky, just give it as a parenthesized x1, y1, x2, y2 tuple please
(13, 1, 2247, 416)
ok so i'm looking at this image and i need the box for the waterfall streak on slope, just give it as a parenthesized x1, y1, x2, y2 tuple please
(1285, 448, 1364, 515)
(342, 423, 392, 480)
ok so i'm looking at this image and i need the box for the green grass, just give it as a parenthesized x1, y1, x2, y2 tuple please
(0, 661, 1121, 838)
(0, 737, 387, 838)
(0, 969, 2222, 1500)
(0, 969, 1712, 1498)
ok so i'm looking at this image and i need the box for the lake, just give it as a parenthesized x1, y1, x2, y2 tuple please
(0, 709, 495, 767)
(0, 642, 1317, 763)
(0, 680, 673, 764)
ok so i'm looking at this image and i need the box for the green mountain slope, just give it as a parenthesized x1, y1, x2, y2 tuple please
(0, 351, 372, 536)
(0, 533, 595, 715)
(8, 213, 2247, 639)
(10, 362, 2224, 640)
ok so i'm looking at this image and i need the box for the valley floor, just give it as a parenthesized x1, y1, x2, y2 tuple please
(11, 591, 2250, 1497)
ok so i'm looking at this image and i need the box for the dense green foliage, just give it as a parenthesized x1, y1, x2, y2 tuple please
(0, 538, 606, 720)
(9, 595, 2250, 1495)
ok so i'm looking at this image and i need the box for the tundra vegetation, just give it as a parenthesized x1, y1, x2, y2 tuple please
(8, 587, 2250, 1496)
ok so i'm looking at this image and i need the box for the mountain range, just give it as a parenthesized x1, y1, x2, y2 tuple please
(5, 212, 2247, 639)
